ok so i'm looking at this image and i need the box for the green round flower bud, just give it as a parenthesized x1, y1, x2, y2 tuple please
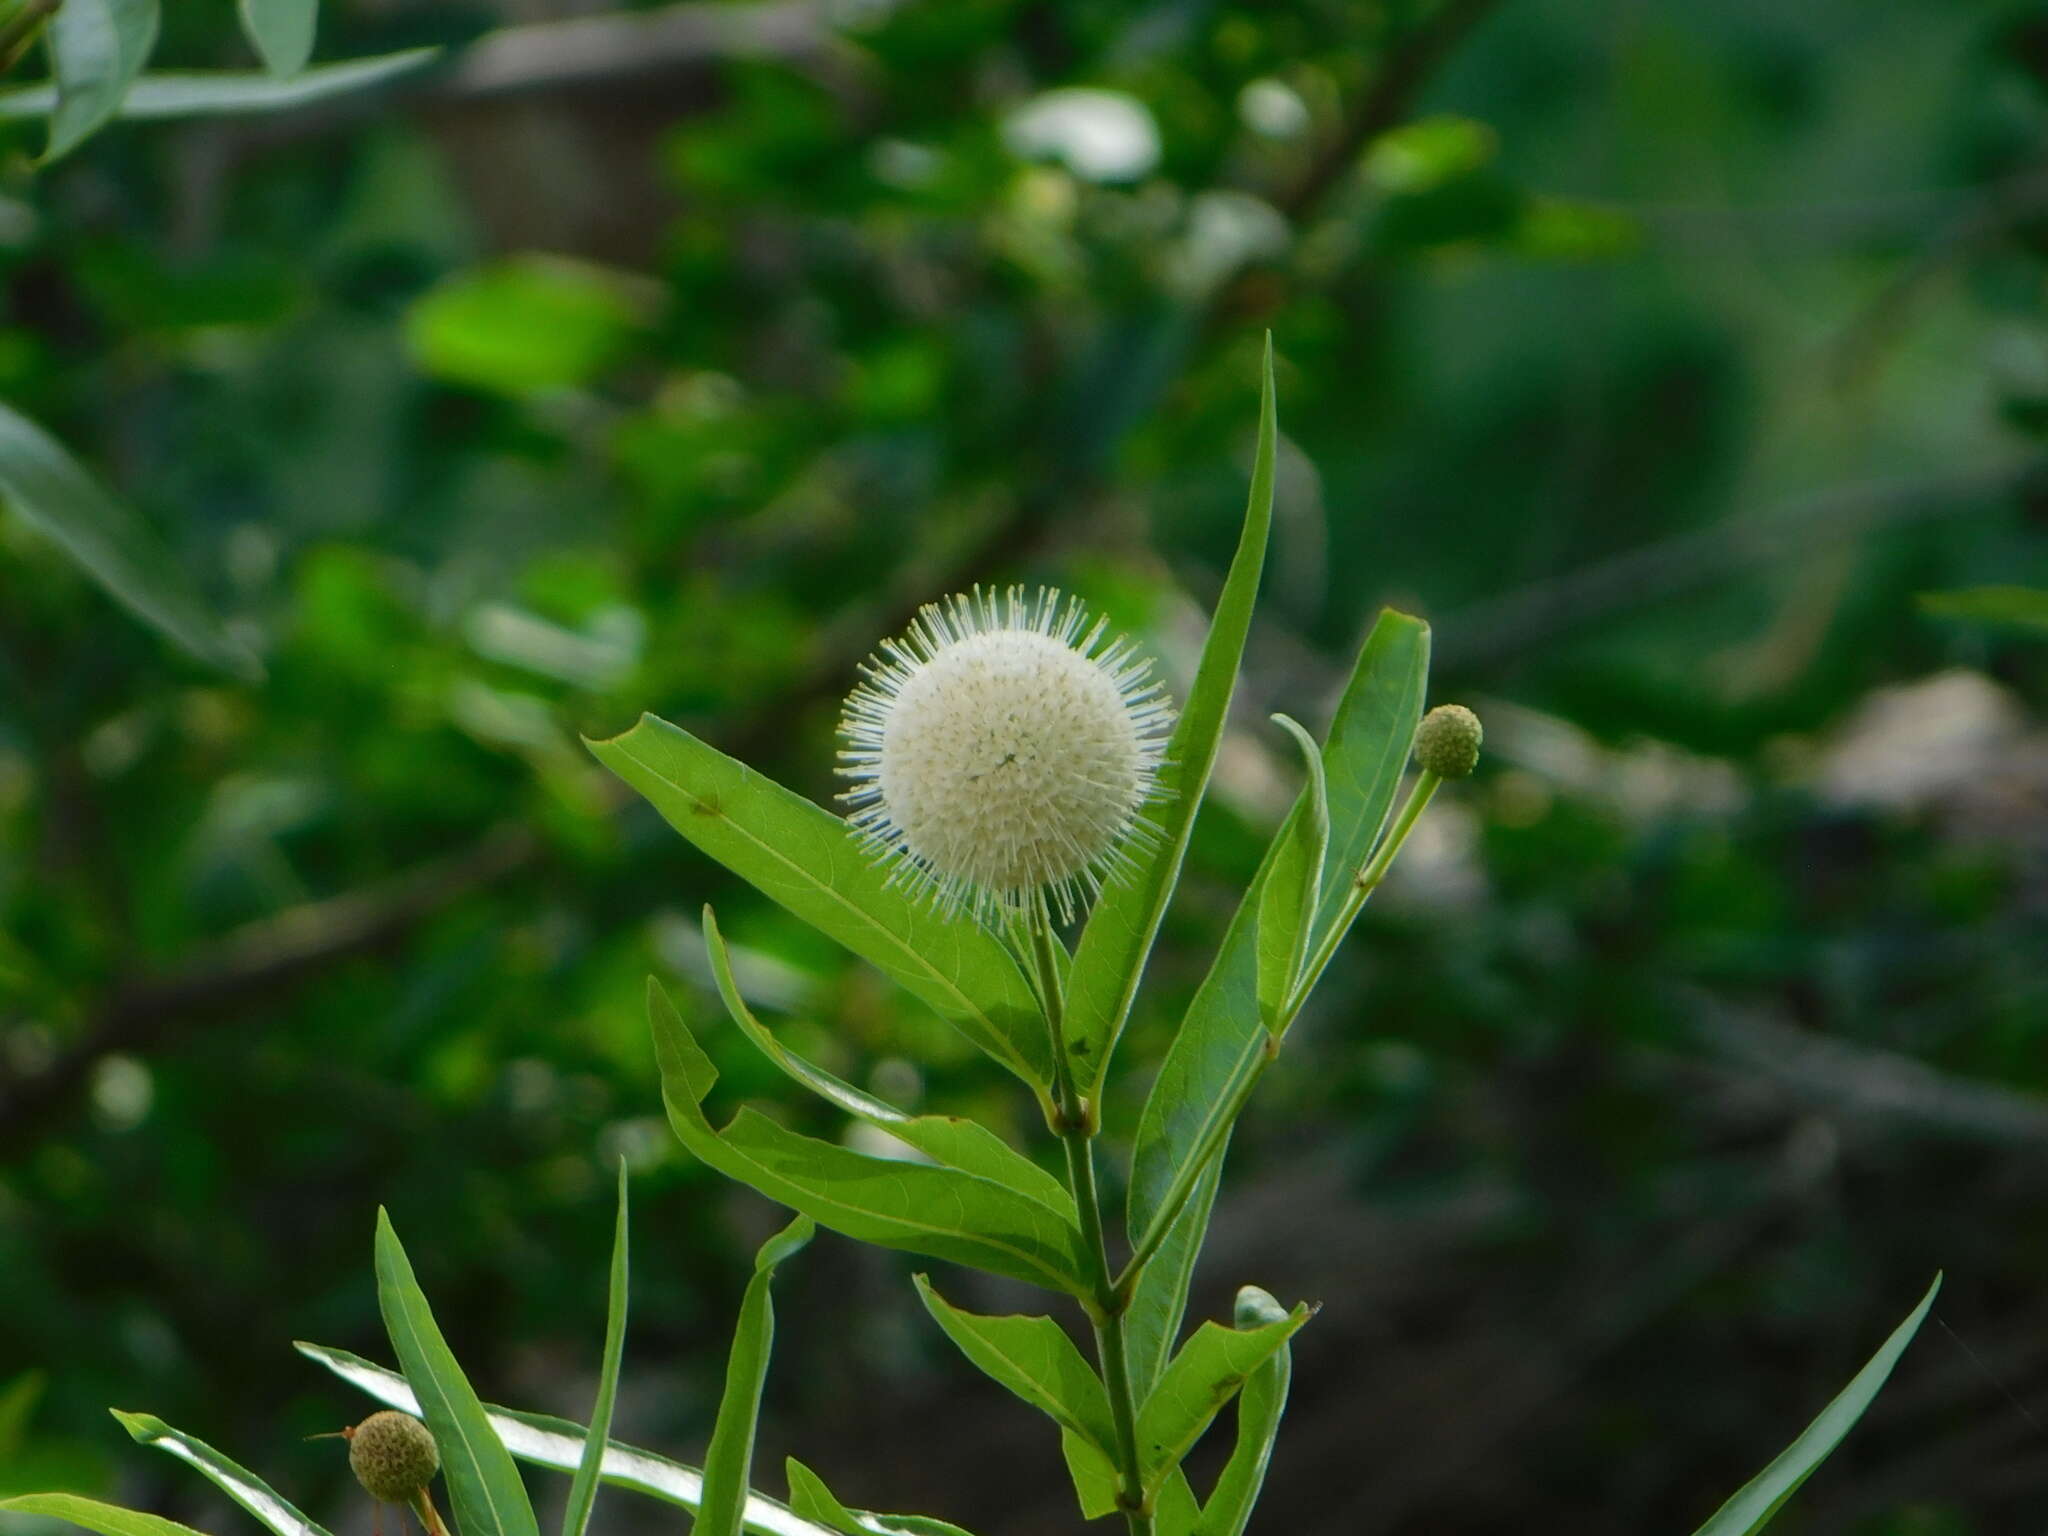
(348, 1411, 440, 1503)
(1414, 704, 1482, 780)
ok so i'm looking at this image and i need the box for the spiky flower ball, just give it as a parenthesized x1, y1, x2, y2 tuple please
(1414, 703, 1482, 780)
(839, 586, 1175, 923)
(348, 1410, 440, 1504)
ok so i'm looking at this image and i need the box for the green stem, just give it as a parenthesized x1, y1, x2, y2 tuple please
(1029, 906, 1152, 1536)
(1118, 771, 1445, 1296)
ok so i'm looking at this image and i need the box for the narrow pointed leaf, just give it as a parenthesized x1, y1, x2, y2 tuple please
(1057, 1430, 1120, 1521)
(592, 717, 1051, 1092)
(1194, 1288, 1293, 1536)
(1689, 1275, 1942, 1536)
(237, 0, 316, 75)
(559, 1162, 629, 1536)
(44, 0, 158, 159)
(698, 1214, 814, 1536)
(1135, 1303, 1311, 1490)
(651, 980, 1084, 1296)
(784, 1459, 980, 1536)
(1124, 1150, 1223, 1400)
(1308, 609, 1430, 939)
(0, 1496, 204, 1536)
(703, 909, 1071, 1218)
(1128, 610, 1429, 1249)
(375, 1209, 541, 1536)
(0, 403, 259, 680)
(1254, 714, 1327, 1032)
(111, 1412, 329, 1536)
(293, 1343, 836, 1536)
(0, 49, 439, 119)
(1153, 1471, 1200, 1536)
(913, 1277, 1118, 1471)
(1066, 335, 1277, 1099)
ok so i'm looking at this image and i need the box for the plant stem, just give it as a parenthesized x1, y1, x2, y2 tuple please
(1029, 908, 1153, 1536)
(409, 1490, 451, 1536)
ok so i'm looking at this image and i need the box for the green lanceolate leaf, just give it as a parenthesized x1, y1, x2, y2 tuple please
(0, 1495, 205, 1536)
(43, 0, 158, 159)
(0, 49, 439, 120)
(375, 1210, 541, 1536)
(0, 403, 259, 680)
(1134, 1301, 1311, 1492)
(1307, 609, 1430, 941)
(237, 0, 315, 75)
(1254, 714, 1328, 1033)
(111, 1412, 329, 1536)
(1057, 1430, 1121, 1521)
(702, 908, 1072, 1219)
(650, 980, 1086, 1296)
(1918, 585, 2048, 635)
(784, 1458, 982, 1536)
(1194, 1288, 1294, 1536)
(1126, 608, 1429, 1252)
(592, 717, 1051, 1094)
(1153, 1471, 1200, 1536)
(913, 1276, 1120, 1511)
(560, 1161, 629, 1536)
(697, 1215, 814, 1536)
(1123, 1151, 1223, 1401)
(1064, 335, 1277, 1101)
(294, 1343, 839, 1536)
(1688, 1275, 1942, 1536)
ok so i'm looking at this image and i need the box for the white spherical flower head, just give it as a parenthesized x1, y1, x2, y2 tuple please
(839, 587, 1175, 924)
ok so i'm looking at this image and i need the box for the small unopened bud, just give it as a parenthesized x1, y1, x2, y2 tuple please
(1414, 704, 1482, 780)
(347, 1410, 440, 1504)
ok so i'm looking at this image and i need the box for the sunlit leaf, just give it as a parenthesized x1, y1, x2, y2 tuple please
(1065, 334, 1276, 1099)
(407, 257, 642, 397)
(0, 402, 260, 680)
(702, 908, 1072, 1218)
(650, 980, 1085, 1295)
(43, 0, 157, 159)
(1254, 713, 1327, 1032)
(0, 49, 438, 120)
(112, 1412, 329, 1536)
(294, 1343, 839, 1536)
(375, 1209, 541, 1536)
(559, 1162, 629, 1536)
(236, 0, 315, 75)
(592, 717, 1051, 1093)
(697, 1215, 813, 1536)
(1688, 1275, 1941, 1536)
(1193, 1288, 1293, 1536)
(1134, 1302, 1310, 1492)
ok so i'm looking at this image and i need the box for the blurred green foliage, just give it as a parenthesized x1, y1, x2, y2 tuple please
(2, 0, 2047, 1533)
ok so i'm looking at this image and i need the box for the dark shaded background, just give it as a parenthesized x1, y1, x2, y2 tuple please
(4, 1, 2048, 1533)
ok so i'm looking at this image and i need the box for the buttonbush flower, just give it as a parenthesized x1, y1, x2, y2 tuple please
(838, 586, 1175, 924)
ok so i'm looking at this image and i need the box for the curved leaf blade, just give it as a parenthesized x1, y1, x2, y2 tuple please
(111, 1412, 329, 1536)
(1123, 1151, 1223, 1401)
(1688, 1275, 1941, 1536)
(44, 0, 157, 159)
(559, 1162, 629, 1536)
(1135, 1302, 1310, 1492)
(237, 0, 316, 75)
(1065, 335, 1276, 1100)
(0, 403, 259, 680)
(1254, 714, 1327, 1032)
(651, 980, 1085, 1296)
(592, 717, 1050, 1092)
(0, 49, 438, 120)
(293, 1343, 836, 1536)
(0, 1495, 204, 1536)
(1193, 1288, 1294, 1536)
(702, 908, 1072, 1218)
(375, 1210, 541, 1536)
(697, 1215, 813, 1536)
(912, 1277, 1117, 1462)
